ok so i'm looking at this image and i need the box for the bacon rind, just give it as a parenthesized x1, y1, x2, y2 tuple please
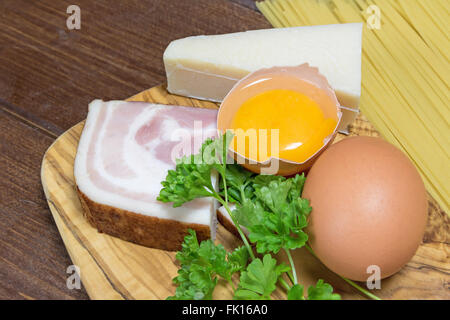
(74, 100, 219, 250)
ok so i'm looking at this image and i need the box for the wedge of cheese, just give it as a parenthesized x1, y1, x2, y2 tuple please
(164, 23, 362, 133)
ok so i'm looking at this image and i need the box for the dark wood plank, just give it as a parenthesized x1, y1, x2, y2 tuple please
(0, 0, 270, 136)
(0, 0, 270, 300)
(0, 107, 88, 299)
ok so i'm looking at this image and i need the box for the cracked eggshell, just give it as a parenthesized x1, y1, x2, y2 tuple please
(217, 64, 342, 176)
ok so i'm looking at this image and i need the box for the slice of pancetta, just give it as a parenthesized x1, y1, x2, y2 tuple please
(74, 100, 219, 251)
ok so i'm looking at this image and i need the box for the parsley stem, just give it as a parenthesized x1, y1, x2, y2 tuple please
(340, 276, 382, 301)
(239, 186, 246, 204)
(304, 244, 381, 300)
(279, 277, 291, 292)
(222, 172, 228, 204)
(227, 278, 236, 292)
(287, 271, 296, 285)
(216, 196, 256, 261)
(285, 249, 298, 285)
(220, 132, 229, 204)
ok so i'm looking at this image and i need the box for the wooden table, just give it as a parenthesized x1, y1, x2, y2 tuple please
(0, 0, 267, 300)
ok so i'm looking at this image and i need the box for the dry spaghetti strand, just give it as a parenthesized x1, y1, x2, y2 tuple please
(256, 0, 450, 213)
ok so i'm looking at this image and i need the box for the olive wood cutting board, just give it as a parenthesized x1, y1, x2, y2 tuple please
(41, 85, 450, 300)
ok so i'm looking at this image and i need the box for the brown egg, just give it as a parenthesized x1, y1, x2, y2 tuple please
(303, 136, 428, 281)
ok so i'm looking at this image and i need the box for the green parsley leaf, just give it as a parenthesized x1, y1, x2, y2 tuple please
(175, 229, 200, 265)
(220, 164, 256, 203)
(244, 177, 310, 254)
(232, 197, 265, 229)
(228, 246, 250, 274)
(158, 131, 235, 208)
(287, 284, 305, 300)
(252, 174, 286, 193)
(168, 264, 217, 300)
(307, 279, 341, 300)
(289, 173, 306, 199)
(197, 241, 229, 278)
(168, 230, 249, 300)
(157, 139, 217, 207)
(234, 254, 290, 300)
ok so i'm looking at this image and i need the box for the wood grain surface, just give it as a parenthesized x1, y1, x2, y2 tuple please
(1, 0, 449, 300)
(0, 0, 266, 300)
(41, 84, 450, 300)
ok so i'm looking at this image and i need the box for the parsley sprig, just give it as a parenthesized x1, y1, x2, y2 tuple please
(158, 132, 255, 260)
(159, 133, 379, 300)
(167, 230, 249, 300)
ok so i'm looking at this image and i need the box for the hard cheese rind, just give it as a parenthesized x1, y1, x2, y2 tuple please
(164, 23, 362, 133)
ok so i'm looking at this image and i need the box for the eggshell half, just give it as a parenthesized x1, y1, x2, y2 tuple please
(217, 64, 342, 176)
(303, 136, 428, 281)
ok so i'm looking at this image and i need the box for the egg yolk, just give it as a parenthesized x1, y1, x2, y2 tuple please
(230, 89, 337, 163)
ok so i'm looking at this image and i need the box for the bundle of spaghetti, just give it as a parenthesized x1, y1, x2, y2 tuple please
(256, 0, 450, 214)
